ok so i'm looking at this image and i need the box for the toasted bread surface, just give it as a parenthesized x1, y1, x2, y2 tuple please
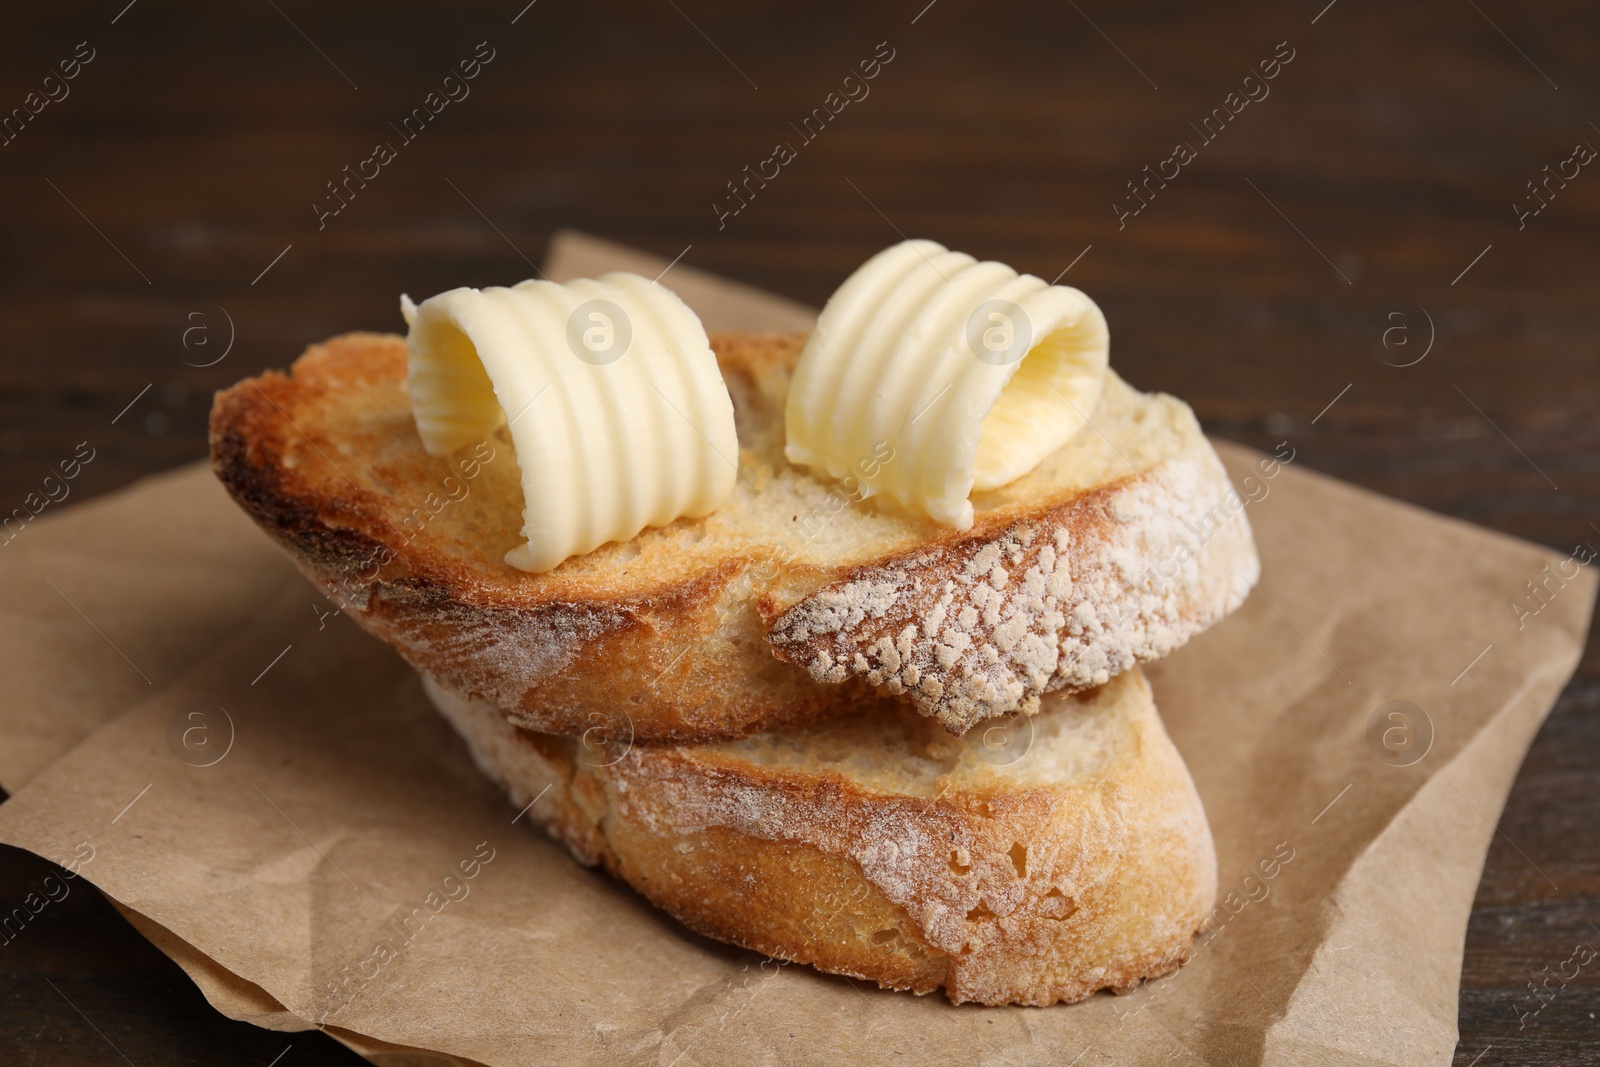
(424, 667, 1217, 1006)
(210, 331, 1255, 740)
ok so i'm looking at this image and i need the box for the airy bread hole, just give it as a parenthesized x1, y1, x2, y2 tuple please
(966, 902, 997, 922)
(1041, 887, 1078, 921)
(949, 849, 971, 874)
(871, 928, 899, 944)
(1008, 842, 1027, 879)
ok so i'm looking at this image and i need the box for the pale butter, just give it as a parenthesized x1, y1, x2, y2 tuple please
(403, 273, 737, 572)
(785, 240, 1109, 529)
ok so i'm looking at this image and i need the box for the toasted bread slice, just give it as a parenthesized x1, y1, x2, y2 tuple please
(210, 332, 1255, 740)
(423, 667, 1216, 1006)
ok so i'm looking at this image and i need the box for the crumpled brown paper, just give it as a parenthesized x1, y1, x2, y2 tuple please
(0, 232, 1592, 1067)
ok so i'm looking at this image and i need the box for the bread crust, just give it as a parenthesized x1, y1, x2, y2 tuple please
(424, 669, 1217, 1007)
(764, 448, 1259, 732)
(209, 331, 1255, 741)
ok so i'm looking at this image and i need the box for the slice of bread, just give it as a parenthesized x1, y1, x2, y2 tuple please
(210, 332, 1255, 741)
(423, 666, 1217, 1006)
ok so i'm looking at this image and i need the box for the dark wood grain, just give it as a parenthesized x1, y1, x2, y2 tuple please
(0, 0, 1595, 1063)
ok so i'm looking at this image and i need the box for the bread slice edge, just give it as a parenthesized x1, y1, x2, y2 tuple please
(422, 668, 1218, 1007)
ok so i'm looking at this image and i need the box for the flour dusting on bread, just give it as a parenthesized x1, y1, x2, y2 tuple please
(210, 331, 1257, 741)
(425, 668, 1217, 1006)
(769, 452, 1258, 732)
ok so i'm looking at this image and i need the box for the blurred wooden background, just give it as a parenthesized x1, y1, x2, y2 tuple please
(0, 0, 1596, 1062)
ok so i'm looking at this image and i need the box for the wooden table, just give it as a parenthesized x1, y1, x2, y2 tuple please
(1, 1, 1595, 1062)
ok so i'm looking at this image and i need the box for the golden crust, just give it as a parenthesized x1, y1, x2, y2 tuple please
(424, 668, 1217, 1007)
(763, 452, 1259, 732)
(209, 331, 1256, 741)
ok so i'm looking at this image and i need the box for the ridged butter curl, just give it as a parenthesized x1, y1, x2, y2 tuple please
(403, 273, 737, 572)
(785, 240, 1110, 530)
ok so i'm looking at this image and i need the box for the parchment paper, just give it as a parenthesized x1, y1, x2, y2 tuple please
(0, 232, 1592, 1066)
